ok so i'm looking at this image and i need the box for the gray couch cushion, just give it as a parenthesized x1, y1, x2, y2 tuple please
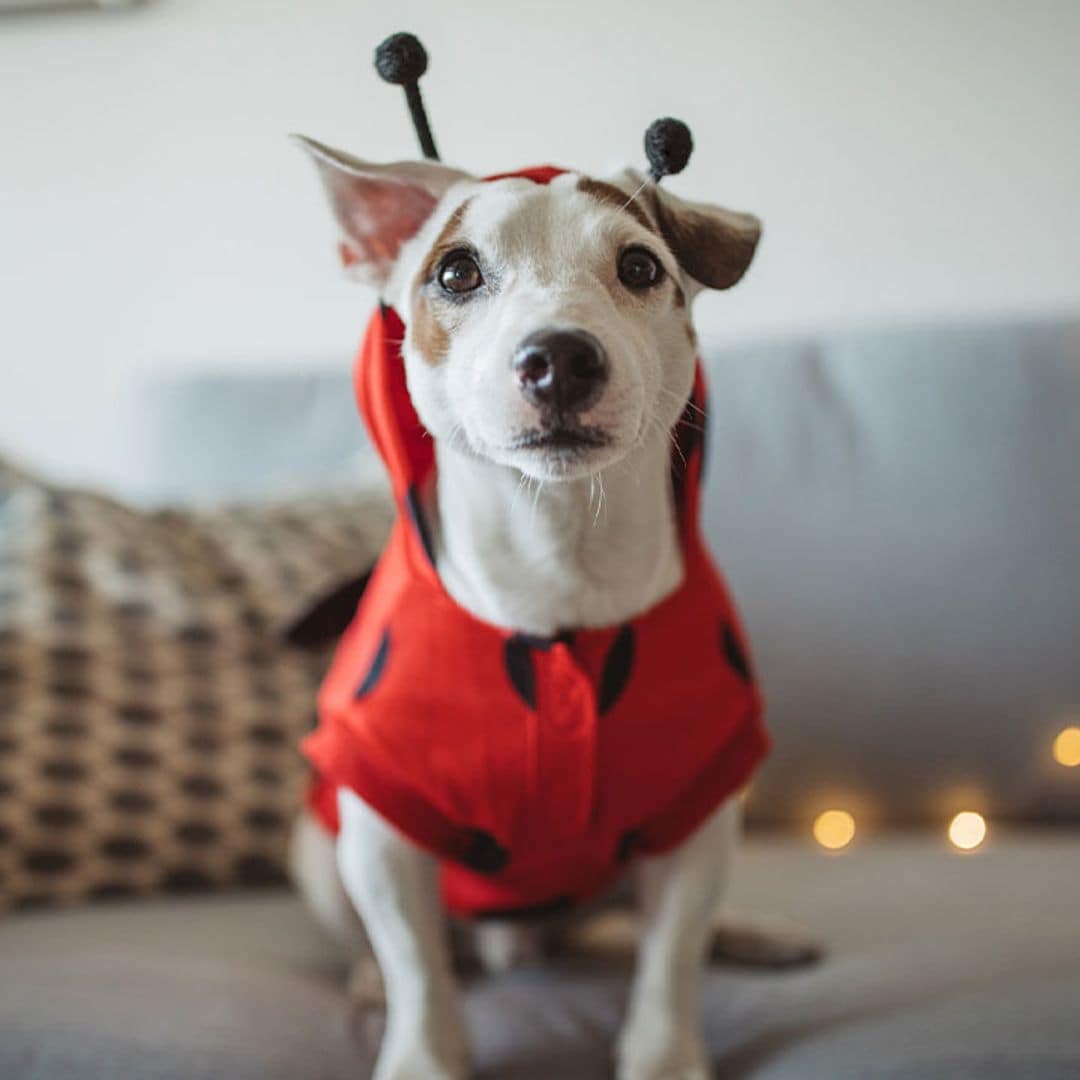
(700, 318, 1080, 826)
(2, 832, 1078, 1078)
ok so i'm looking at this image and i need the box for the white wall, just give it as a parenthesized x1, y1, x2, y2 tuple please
(2, 0, 1079, 488)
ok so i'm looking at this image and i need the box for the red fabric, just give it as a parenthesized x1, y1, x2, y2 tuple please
(302, 166, 769, 919)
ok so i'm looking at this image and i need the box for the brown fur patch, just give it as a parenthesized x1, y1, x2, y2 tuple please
(411, 294, 450, 366)
(410, 197, 474, 366)
(576, 177, 657, 234)
(641, 187, 760, 291)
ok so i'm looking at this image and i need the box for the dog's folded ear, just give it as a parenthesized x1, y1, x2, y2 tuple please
(613, 169, 762, 293)
(292, 135, 471, 286)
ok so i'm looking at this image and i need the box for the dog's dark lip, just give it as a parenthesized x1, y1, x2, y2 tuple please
(508, 427, 612, 452)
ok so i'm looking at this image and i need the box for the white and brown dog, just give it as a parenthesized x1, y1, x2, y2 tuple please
(289, 136, 816, 1080)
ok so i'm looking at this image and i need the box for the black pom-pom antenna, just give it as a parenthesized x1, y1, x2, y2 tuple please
(373, 32, 696, 181)
(644, 117, 694, 182)
(374, 32, 439, 160)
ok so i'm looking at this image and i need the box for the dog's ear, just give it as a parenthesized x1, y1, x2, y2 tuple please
(293, 135, 471, 286)
(613, 168, 762, 292)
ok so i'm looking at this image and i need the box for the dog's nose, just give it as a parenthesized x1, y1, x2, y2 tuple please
(512, 329, 609, 415)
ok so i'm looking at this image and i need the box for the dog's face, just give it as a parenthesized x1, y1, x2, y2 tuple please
(297, 137, 761, 481)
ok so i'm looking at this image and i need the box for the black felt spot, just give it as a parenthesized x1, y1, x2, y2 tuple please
(462, 829, 510, 875)
(405, 486, 437, 565)
(356, 629, 391, 699)
(598, 625, 636, 715)
(473, 895, 573, 922)
(721, 622, 753, 684)
(503, 637, 536, 709)
(615, 827, 643, 864)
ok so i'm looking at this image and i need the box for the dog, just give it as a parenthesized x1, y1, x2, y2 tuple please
(289, 138, 817, 1080)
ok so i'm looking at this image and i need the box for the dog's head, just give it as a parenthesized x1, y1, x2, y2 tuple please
(296, 137, 761, 481)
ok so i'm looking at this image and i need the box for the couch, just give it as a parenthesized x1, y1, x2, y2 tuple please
(2, 315, 1079, 1078)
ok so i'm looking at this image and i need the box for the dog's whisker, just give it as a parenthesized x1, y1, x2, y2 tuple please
(621, 177, 649, 215)
(511, 470, 530, 516)
(592, 472, 607, 528)
(656, 386, 706, 420)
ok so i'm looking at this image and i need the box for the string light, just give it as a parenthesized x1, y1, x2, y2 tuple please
(813, 809, 856, 851)
(1053, 726, 1080, 767)
(948, 811, 987, 852)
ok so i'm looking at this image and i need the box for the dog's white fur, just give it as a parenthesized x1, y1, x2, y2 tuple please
(290, 138, 792, 1080)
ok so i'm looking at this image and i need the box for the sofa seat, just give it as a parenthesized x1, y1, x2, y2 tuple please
(2, 830, 1078, 1079)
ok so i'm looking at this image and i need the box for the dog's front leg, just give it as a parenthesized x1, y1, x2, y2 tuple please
(336, 789, 468, 1080)
(616, 800, 738, 1080)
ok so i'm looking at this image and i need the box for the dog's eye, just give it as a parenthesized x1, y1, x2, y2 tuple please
(618, 246, 665, 290)
(438, 251, 483, 295)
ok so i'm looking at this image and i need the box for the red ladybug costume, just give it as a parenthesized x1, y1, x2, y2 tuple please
(303, 167, 769, 920)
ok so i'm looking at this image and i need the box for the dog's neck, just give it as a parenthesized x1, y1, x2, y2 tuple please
(425, 429, 684, 637)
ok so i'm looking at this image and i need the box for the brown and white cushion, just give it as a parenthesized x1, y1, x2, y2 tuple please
(0, 458, 391, 912)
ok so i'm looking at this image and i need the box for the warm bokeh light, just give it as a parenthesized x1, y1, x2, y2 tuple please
(948, 811, 987, 851)
(1052, 726, 1080, 767)
(813, 809, 856, 851)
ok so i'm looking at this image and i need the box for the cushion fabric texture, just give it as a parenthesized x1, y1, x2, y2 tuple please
(0, 457, 391, 912)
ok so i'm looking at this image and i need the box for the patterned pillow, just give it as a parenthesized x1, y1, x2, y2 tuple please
(0, 458, 392, 913)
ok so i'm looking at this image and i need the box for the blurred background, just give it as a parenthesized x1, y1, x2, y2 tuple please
(1, 4, 1079, 1079)
(3, 0, 1080, 490)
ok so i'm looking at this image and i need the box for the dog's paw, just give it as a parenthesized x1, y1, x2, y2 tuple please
(373, 1027, 469, 1080)
(709, 909, 824, 969)
(615, 1016, 712, 1080)
(373, 1048, 468, 1080)
(371, 990, 469, 1080)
